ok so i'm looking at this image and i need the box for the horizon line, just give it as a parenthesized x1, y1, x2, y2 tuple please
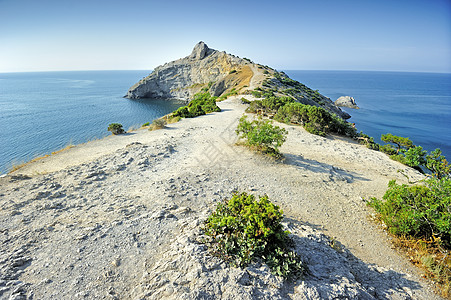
(1, 68, 450, 75)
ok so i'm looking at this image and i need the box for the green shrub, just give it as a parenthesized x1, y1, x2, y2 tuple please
(172, 92, 220, 118)
(425, 149, 451, 179)
(273, 102, 356, 137)
(236, 115, 287, 157)
(245, 100, 264, 113)
(203, 192, 304, 279)
(381, 133, 414, 154)
(149, 118, 166, 131)
(219, 88, 238, 101)
(107, 123, 125, 135)
(142, 122, 150, 127)
(380, 144, 397, 155)
(404, 146, 427, 169)
(368, 178, 451, 248)
(251, 90, 262, 98)
(241, 97, 251, 104)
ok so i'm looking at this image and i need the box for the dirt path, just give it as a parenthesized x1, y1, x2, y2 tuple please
(0, 97, 440, 299)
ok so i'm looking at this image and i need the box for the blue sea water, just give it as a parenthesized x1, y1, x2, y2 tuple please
(0, 70, 450, 174)
(0, 71, 184, 174)
(286, 70, 451, 160)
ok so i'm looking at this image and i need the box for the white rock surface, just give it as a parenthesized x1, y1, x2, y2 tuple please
(0, 97, 439, 299)
(335, 96, 360, 109)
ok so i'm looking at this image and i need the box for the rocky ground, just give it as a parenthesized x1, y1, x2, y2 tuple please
(0, 97, 442, 299)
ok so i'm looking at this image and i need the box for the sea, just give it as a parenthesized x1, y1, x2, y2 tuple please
(0, 70, 450, 174)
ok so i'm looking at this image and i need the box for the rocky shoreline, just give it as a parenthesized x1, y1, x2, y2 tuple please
(0, 97, 441, 299)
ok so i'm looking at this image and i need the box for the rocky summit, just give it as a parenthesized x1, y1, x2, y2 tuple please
(125, 42, 350, 119)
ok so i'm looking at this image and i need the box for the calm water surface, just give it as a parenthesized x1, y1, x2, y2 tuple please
(0, 71, 184, 173)
(286, 70, 451, 159)
(1, 70, 450, 174)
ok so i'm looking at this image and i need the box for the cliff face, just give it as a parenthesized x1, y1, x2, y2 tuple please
(125, 41, 252, 100)
(125, 41, 350, 119)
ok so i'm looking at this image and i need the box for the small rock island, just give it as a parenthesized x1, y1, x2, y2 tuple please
(125, 41, 351, 120)
(335, 96, 360, 109)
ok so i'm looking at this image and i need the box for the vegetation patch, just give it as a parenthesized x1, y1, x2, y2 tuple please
(149, 118, 167, 131)
(107, 123, 125, 135)
(203, 192, 304, 279)
(245, 91, 356, 138)
(361, 132, 451, 176)
(218, 88, 238, 101)
(236, 115, 287, 159)
(172, 92, 220, 118)
(368, 177, 451, 297)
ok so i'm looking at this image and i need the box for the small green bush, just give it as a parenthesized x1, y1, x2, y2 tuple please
(236, 115, 287, 157)
(149, 118, 166, 131)
(368, 177, 451, 248)
(425, 149, 451, 179)
(219, 88, 238, 101)
(241, 97, 251, 104)
(203, 192, 304, 279)
(380, 144, 397, 155)
(172, 92, 220, 118)
(381, 133, 414, 154)
(107, 123, 125, 135)
(142, 122, 150, 127)
(251, 90, 262, 98)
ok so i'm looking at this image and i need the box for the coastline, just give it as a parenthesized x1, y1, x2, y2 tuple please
(0, 96, 441, 299)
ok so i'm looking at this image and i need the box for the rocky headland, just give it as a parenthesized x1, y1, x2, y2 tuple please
(125, 42, 350, 120)
(0, 43, 442, 299)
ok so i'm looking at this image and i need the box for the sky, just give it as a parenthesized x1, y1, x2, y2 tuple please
(0, 0, 450, 73)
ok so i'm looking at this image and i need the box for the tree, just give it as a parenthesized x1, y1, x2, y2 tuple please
(425, 149, 451, 179)
(381, 133, 414, 154)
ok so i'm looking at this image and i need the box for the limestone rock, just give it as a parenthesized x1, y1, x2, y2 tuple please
(335, 96, 360, 109)
(124, 41, 250, 101)
(124, 41, 351, 119)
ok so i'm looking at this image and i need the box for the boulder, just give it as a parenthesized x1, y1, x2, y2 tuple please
(335, 96, 359, 109)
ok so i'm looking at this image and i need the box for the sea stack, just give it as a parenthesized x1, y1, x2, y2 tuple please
(125, 41, 351, 119)
(335, 96, 360, 109)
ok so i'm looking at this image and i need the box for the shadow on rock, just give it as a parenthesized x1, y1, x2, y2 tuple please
(284, 153, 370, 183)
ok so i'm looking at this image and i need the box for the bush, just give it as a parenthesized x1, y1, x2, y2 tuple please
(357, 132, 379, 150)
(149, 118, 166, 131)
(219, 88, 238, 101)
(241, 97, 251, 104)
(142, 122, 150, 127)
(172, 92, 220, 118)
(380, 144, 397, 155)
(203, 192, 304, 279)
(370, 177, 451, 297)
(274, 102, 356, 137)
(425, 149, 451, 179)
(107, 123, 125, 135)
(381, 133, 414, 154)
(368, 178, 451, 248)
(236, 115, 287, 157)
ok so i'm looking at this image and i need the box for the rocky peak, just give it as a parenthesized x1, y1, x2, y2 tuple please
(124, 42, 350, 119)
(190, 41, 210, 60)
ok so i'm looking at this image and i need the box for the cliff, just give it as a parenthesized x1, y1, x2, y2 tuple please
(125, 42, 350, 119)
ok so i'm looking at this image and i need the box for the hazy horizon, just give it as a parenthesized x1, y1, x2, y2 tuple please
(1, 0, 450, 74)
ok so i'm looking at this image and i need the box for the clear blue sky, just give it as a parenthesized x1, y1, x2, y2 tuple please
(1, 0, 450, 73)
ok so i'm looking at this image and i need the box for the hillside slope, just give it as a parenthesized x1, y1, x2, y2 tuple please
(124, 42, 350, 119)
